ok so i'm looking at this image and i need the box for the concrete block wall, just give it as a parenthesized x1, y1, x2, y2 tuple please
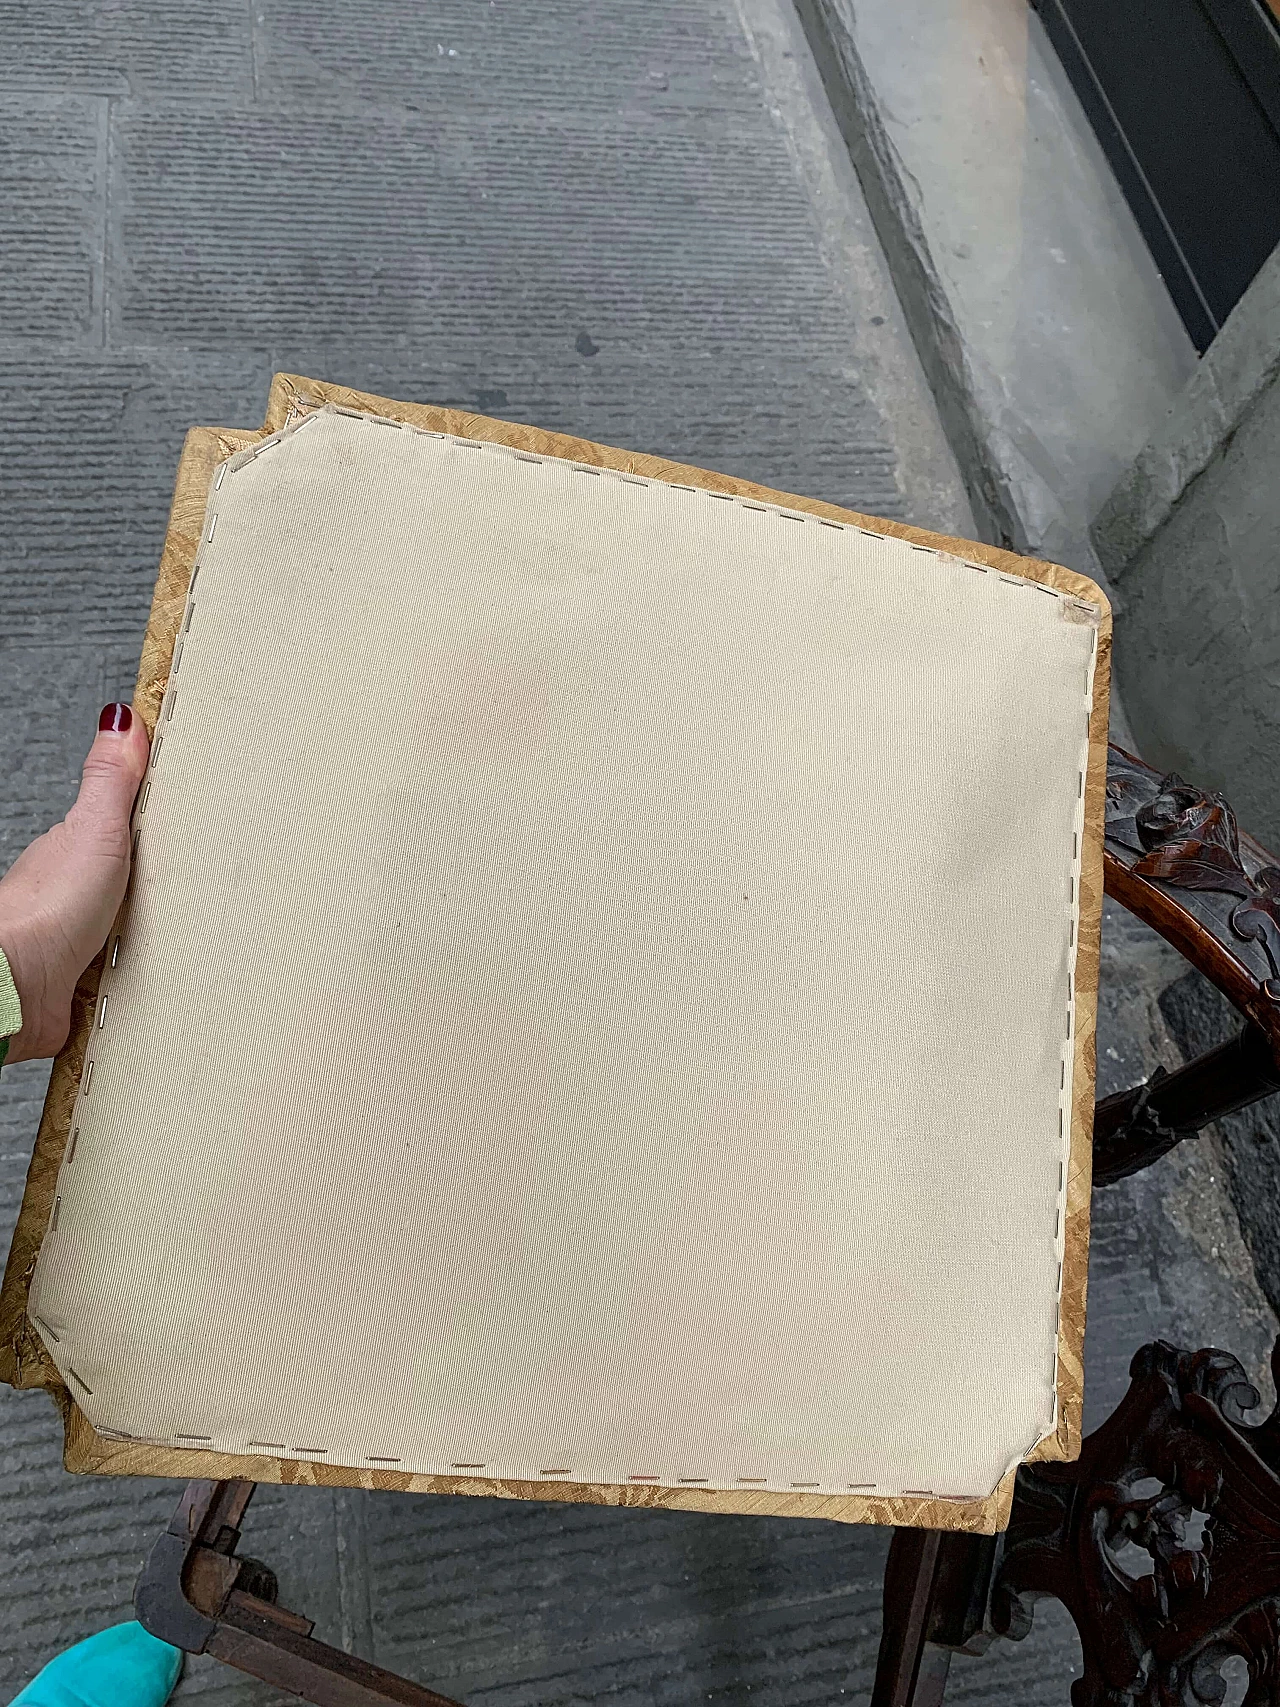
(1094, 241, 1280, 851)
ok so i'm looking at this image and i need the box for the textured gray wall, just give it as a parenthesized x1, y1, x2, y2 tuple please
(1161, 970, 1280, 1321)
(793, 0, 1194, 581)
(1094, 243, 1280, 848)
(1109, 375, 1280, 846)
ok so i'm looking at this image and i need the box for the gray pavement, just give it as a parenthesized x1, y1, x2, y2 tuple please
(1, 2, 1273, 1703)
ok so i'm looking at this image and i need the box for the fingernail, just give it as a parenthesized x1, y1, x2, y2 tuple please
(99, 702, 134, 735)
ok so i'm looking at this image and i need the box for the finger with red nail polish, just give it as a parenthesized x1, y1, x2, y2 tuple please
(0, 705, 151, 1062)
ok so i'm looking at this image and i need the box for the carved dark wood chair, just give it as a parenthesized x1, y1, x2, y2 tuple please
(132, 743, 1280, 1706)
(872, 744, 1280, 1707)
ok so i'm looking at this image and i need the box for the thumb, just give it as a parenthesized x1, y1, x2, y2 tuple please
(0, 704, 152, 1063)
(65, 703, 152, 851)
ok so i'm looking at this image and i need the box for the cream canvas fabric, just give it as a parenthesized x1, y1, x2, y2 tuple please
(29, 406, 1099, 1500)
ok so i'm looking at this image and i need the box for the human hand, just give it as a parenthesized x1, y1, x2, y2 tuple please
(0, 704, 151, 1064)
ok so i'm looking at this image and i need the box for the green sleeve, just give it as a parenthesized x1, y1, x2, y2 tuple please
(0, 945, 23, 1074)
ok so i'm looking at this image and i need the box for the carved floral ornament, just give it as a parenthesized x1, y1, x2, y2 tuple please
(1106, 763, 1280, 1004)
(996, 1340, 1280, 1707)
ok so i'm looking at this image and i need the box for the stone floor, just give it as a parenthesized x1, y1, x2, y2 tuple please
(1, 0, 1274, 1702)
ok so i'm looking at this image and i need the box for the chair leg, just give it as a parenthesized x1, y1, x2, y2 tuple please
(990, 1338, 1280, 1707)
(136, 1480, 465, 1706)
(875, 1336, 1280, 1707)
(872, 1529, 953, 1707)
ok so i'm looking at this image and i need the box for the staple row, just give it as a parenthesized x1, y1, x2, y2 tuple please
(261, 404, 1101, 616)
(1048, 627, 1099, 1403)
(141, 1436, 922, 1496)
(53, 515, 207, 1235)
(48, 401, 1099, 1498)
(97, 1422, 976, 1496)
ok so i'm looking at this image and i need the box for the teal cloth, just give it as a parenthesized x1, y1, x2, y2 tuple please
(12, 1622, 182, 1707)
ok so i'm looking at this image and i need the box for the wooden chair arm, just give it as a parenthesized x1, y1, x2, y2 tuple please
(1094, 745, 1280, 1185)
(1103, 744, 1280, 1052)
